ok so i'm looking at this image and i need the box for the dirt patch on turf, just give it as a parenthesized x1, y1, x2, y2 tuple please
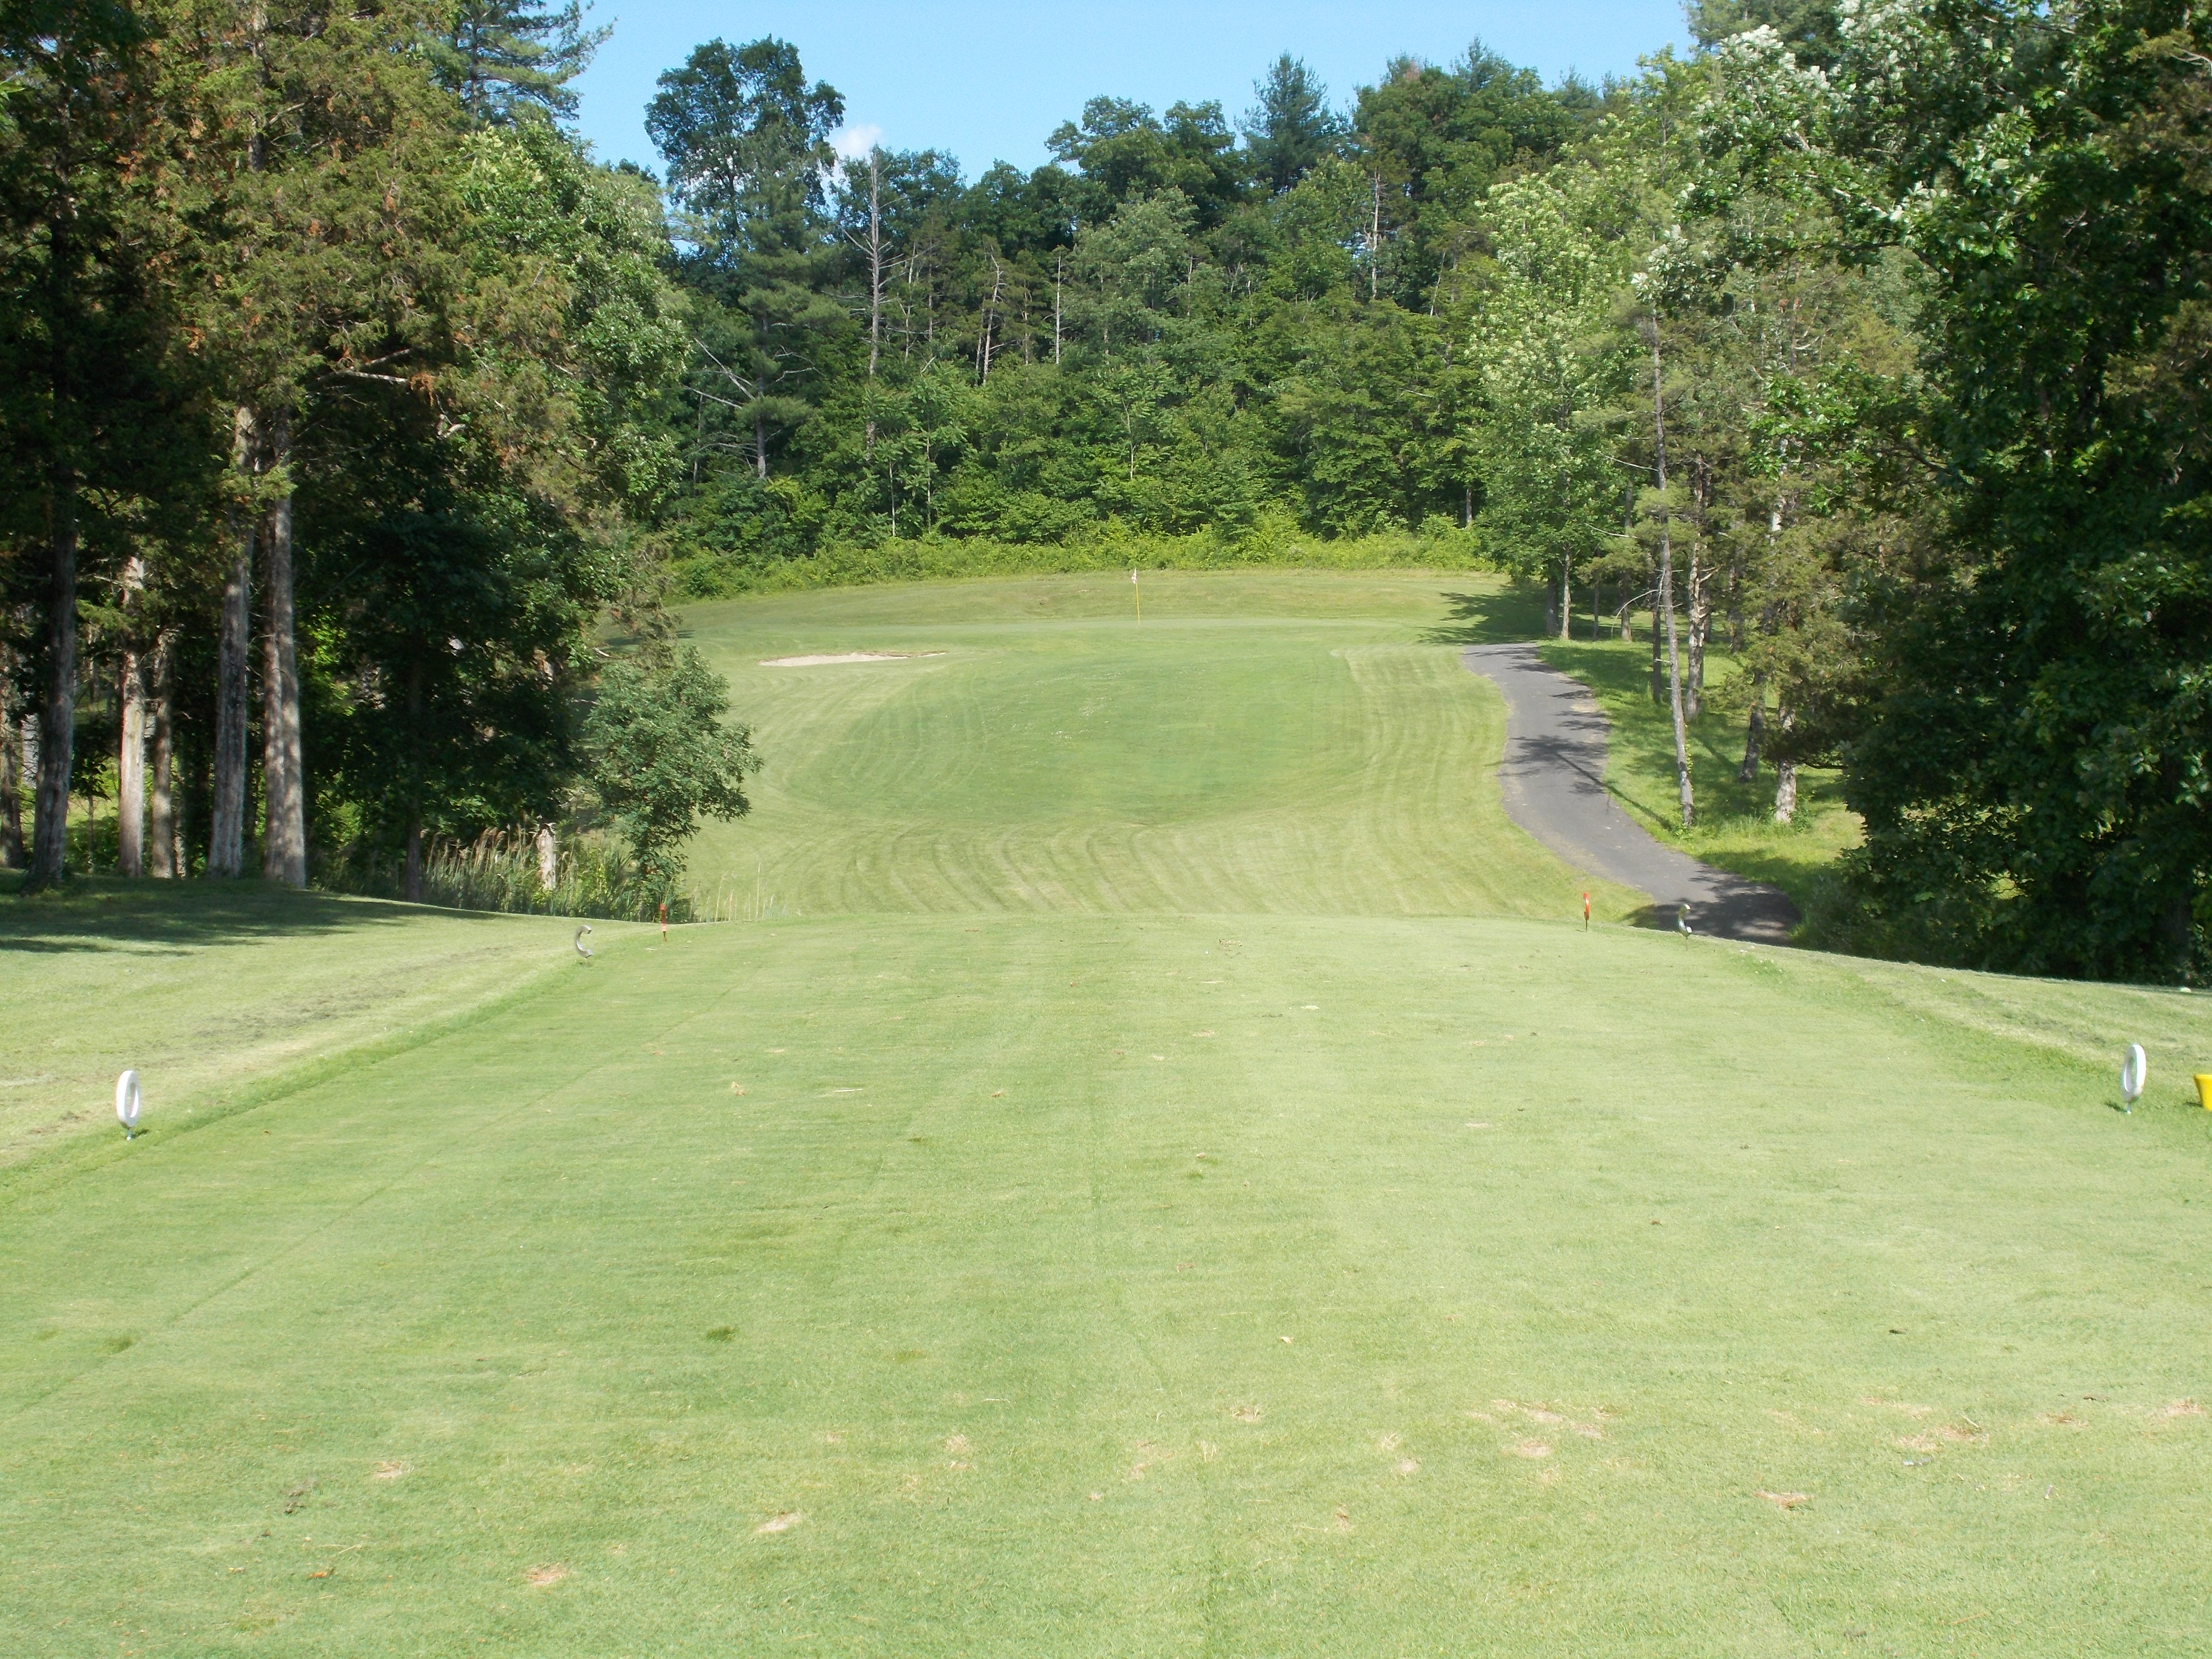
(1231, 1405, 1263, 1423)
(526, 1564, 569, 1587)
(2157, 1399, 2206, 1420)
(1756, 1490, 1809, 1511)
(1863, 1397, 1935, 1418)
(1490, 1398, 1609, 1440)
(371, 1462, 410, 1480)
(758, 651, 947, 667)
(756, 1512, 804, 1534)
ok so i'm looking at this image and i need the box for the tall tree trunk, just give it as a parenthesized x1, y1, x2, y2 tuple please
(118, 636, 146, 878)
(149, 633, 177, 877)
(260, 412, 305, 886)
(1686, 547, 1707, 721)
(1558, 556, 1572, 642)
(1367, 171, 1382, 300)
(1772, 707, 1797, 824)
(866, 151, 883, 380)
(30, 467, 78, 888)
(403, 660, 424, 902)
(1649, 328, 1693, 832)
(0, 661, 20, 869)
(19, 718, 38, 849)
(1647, 557, 1664, 699)
(1738, 673, 1766, 782)
(2161, 896, 2194, 983)
(210, 405, 258, 876)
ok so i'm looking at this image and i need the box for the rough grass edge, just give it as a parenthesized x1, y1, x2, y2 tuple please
(673, 523, 1496, 598)
(0, 934, 593, 1202)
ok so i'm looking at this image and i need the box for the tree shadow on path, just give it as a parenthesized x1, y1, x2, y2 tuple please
(1421, 584, 1548, 646)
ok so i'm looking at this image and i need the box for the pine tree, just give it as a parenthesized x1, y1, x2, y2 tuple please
(431, 0, 609, 124)
(1241, 54, 1346, 194)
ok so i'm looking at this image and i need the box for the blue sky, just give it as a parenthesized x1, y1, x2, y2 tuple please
(568, 1, 1691, 180)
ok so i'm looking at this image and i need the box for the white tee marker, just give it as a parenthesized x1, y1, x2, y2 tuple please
(2121, 1044, 2148, 1113)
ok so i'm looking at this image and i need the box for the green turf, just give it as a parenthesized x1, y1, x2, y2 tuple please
(7, 572, 2212, 1657)
(0, 878, 571, 1169)
(674, 570, 1628, 922)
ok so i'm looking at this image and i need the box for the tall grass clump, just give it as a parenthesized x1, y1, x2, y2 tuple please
(322, 830, 773, 924)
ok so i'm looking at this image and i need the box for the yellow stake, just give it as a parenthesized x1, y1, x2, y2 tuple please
(1131, 568, 1141, 621)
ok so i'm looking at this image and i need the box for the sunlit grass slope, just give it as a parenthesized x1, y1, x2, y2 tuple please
(6, 911, 2212, 1656)
(0, 878, 571, 1166)
(8, 571, 2212, 1657)
(677, 571, 1638, 920)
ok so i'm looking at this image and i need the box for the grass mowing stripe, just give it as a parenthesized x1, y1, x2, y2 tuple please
(9, 911, 2212, 1653)
(682, 573, 1641, 922)
(8, 574, 2212, 1655)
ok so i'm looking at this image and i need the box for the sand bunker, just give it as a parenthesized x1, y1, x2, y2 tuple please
(758, 651, 947, 667)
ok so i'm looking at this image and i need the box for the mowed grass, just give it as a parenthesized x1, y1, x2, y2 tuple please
(0, 879, 572, 1167)
(675, 570, 1637, 921)
(7, 573, 2212, 1656)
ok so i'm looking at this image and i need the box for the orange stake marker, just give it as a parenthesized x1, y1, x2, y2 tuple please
(659, 901, 668, 942)
(1581, 891, 1590, 929)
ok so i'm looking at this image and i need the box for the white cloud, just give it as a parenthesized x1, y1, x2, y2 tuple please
(830, 124, 883, 160)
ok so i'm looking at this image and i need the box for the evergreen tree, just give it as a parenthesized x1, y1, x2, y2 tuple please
(1241, 54, 1346, 194)
(430, 0, 610, 124)
(649, 38, 848, 480)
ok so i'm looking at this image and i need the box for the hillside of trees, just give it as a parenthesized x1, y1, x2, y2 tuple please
(4, 0, 2209, 980)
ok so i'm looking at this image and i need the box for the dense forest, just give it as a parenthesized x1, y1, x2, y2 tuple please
(3, 0, 2210, 980)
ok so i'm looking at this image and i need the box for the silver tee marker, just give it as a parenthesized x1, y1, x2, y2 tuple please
(2120, 1044, 2148, 1112)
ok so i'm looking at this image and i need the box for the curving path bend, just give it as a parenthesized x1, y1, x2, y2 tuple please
(1461, 643, 1800, 944)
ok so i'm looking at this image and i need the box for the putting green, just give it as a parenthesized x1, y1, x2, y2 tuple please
(6, 573, 2212, 1657)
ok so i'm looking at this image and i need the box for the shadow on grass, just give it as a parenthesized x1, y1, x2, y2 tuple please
(1421, 583, 1549, 646)
(0, 871, 500, 954)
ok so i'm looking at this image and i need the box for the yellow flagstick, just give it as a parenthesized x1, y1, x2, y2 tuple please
(1131, 568, 1141, 621)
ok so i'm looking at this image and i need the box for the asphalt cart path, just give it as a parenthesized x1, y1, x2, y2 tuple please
(1461, 643, 1800, 944)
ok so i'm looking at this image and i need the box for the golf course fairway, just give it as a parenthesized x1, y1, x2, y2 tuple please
(7, 572, 2212, 1657)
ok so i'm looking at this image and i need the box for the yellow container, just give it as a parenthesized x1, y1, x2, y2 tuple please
(2197, 1075, 2212, 1110)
